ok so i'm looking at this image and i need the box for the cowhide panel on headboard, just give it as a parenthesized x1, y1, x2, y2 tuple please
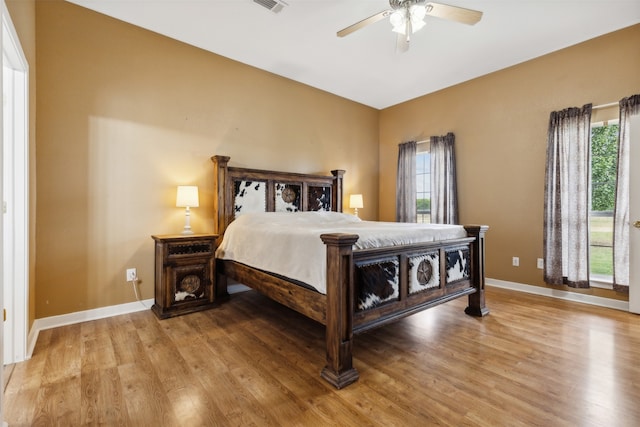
(234, 180, 267, 215)
(308, 185, 332, 212)
(212, 155, 344, 236)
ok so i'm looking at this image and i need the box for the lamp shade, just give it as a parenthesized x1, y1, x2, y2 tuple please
(176, 186, 199, 208)
(349, 194, 364, 209)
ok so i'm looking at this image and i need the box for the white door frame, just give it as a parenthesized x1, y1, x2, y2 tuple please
(2, 0, 29, 364)
(0, 4, 4, 422)
(629, 114, 640, 313)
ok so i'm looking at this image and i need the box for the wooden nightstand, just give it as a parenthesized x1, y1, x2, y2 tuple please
(151, 234, 218, 319)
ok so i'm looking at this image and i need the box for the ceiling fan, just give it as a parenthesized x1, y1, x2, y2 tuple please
(337, 1, 483, 52)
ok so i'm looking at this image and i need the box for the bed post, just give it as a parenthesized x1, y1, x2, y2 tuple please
(212, 155, 231, 298)
(464, 225, 490, 317)
(331, 170, 345, 213)
(320, 232, 360, 389)
(212, 155, 230, 238)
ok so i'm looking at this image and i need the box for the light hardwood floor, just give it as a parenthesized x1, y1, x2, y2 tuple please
(4, 287, 640, 426)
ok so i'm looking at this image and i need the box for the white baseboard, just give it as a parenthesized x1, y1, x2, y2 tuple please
(27, 298, 154, 359)
(487, 278, 629, 312)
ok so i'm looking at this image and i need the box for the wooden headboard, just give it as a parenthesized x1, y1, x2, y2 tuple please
(211, 155, 345, 237)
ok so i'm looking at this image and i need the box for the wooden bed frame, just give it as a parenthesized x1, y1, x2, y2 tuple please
(212, 155, 489, 389)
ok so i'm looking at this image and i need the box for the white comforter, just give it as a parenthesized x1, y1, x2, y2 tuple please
(215, 211, 467, 294)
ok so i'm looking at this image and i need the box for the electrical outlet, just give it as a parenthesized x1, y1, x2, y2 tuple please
(126, 268, 137, 281)
(512, 257, 519, 267)
(537, 258, 544, 269)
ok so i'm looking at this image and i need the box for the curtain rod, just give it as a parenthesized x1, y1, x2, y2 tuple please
(593, 101, 618, 110)
(416, 138, 430, 144)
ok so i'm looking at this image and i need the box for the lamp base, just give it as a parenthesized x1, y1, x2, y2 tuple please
(182, 207, 194, 235)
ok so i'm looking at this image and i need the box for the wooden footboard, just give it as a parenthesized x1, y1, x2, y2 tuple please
(319, 226, 489, 389)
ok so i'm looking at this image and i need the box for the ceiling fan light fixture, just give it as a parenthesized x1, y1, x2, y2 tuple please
(390, 4, 426, 35)
(411, 18, 426, 33)
(410, 4, 427, 22)
(409, 5, 426, 33)
(389, 10, 406, 34)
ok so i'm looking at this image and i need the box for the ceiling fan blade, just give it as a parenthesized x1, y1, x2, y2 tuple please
(337, 9, 391, 37)
(426, 2, 483, 25)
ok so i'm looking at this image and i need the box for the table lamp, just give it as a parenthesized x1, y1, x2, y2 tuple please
(176, 185, 199, 234)
(349, 194, 363, 218)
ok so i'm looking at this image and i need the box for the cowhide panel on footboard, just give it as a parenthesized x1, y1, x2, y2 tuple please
(446, 247, 471, 282)
(355, 259, 400, 310)
(353, 245, 473, 314)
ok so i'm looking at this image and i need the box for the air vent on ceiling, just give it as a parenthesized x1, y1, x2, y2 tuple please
(253, 0, 288, 14)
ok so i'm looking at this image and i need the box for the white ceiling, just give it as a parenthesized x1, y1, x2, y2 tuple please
(67, 0, 640, 109)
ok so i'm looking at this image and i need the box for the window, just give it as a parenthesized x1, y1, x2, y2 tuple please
(589, 120, 619, 284)
(416, 145, 430, 223)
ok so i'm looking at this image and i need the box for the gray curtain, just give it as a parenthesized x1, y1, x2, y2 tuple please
(613, 94, 640, 292)
(430, 132, 458, 224)
(396, 141, 417, 222)
(544, 104, 592, 288)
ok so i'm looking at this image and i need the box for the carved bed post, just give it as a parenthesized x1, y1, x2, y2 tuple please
(320, 232, 360, 389)
(212, 155, 231, 298)
(331, 170, 345, 213)
(211, 155, 231, 238)
(464, 225, 490, 317)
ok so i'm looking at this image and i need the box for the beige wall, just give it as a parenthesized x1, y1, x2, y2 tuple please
(5, 0, 36, 326)
(35, 0, 379, 318)
(379, 24, 640, 301)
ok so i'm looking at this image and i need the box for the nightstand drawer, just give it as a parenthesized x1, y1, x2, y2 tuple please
(165, 241, 214, 259)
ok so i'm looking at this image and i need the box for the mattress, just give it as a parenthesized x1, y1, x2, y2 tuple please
(215, 211, 467, 294)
